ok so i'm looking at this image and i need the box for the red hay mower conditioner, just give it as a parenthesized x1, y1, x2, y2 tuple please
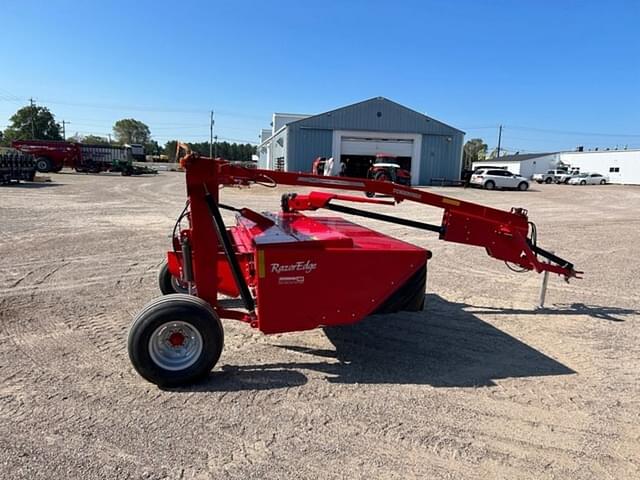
(127, 154, 581, 386)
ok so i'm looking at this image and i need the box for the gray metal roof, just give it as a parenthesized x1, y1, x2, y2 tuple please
(477, 152, 558, 163)
(287, 97, 464, 135)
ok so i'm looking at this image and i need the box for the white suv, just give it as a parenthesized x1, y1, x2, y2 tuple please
(470, 169, 529, 191)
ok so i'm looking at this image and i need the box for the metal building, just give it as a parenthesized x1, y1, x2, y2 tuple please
(472, 152, 560, 178)
(258, 97, 464, 185)
(558, 149, 640, 185)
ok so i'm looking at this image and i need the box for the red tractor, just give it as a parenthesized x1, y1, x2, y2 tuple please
(365, 153, 411, 197)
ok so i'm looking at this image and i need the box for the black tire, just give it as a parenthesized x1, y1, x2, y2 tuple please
(365, 191, 375, 198)
(545, 177, 553, 184)
(564, 178, 570, 184)
(35, 157, 52, 173)
(580, 180, 586, 185)
(518, 181, 529, 191)
(600, 179, 606, 185)
(158, 261, 188, 295)
(484, 180, 495, 190)
(128, 294, 223, 387)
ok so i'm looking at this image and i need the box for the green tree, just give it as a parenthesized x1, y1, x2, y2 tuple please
(144, 140, 161, 157)
(113, 118, 151, 144)
(2, 104, 62, 144)
(462, 138, 488, 170)
(163, 139, 256, 162)
(80, 134, 111, 145)
(164, 140, 178, 161)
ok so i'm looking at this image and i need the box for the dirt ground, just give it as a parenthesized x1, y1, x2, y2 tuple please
(1, 171, 638, 479)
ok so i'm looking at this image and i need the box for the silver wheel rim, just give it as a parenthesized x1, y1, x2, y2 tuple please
(37, 160, 48, 170)
(148, 321, 203, 371)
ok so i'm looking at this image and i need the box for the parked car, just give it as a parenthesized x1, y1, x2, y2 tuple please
(470, 169, 529, 191)
(532, 169, 568, 184)
(568, 172, 608, 185)
(555, 168, 581, 184)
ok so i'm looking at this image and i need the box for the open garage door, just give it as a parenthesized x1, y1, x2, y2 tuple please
(340, 136, 414, 179)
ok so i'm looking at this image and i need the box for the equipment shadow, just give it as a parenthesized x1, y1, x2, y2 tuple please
(182, 293, 637, 391)
(270, 293, 581, 387)
(2, 182, 62, 189)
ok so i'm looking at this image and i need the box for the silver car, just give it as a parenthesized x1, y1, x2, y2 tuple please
(568, 172, 609, 185)
(470, 169, 530, 191)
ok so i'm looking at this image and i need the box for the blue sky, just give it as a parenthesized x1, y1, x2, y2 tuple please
(1, 0, 638, 152)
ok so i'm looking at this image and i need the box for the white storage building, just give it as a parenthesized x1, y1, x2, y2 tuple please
(558, 149, 640, 185)
(472, 153, 560, 179)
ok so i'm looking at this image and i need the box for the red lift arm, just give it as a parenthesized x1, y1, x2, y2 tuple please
(182, 155, 580, 309)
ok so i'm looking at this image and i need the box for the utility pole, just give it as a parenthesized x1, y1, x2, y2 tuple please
(29, 98, 36, 139)
(496, 125, 503, 159)
(62, 120, 70, 140)
(108, 134, 112, 144)
(209, 110, 215, 158)
(214, 135, 218, 157)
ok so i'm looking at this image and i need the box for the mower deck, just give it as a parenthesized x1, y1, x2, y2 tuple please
(233, 212, 429, 333)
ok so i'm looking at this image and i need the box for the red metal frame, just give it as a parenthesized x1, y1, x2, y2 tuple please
(176, 154, 580, 331)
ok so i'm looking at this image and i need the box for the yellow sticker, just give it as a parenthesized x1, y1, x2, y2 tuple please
(442, 198, 460, 207)
(257, 250, 265, 278)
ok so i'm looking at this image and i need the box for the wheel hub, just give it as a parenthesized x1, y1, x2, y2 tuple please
(168, 331, 186, 347)
(148, 321, 203, 371)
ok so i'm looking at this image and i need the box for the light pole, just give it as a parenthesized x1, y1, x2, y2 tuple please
(209, 110, 215, 158)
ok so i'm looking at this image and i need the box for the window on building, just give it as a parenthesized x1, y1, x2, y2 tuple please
(609, 167, 620, 173)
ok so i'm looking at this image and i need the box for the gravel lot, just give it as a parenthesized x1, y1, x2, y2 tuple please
(1, 171, 638, 479)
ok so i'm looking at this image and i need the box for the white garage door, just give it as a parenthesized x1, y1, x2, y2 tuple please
(341, 136, 414, 157)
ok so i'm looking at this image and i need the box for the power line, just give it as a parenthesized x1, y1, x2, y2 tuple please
(62, 120, 70, 140)
(29, 98, 35, 138)
(33, 98, 208, 114)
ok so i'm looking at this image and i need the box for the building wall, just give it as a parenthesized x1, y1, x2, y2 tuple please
(419, 133, 463, 184)
(270, 129, 287, 170)
(286, 126, 333, 173)
(258, 129, 273, 169)
(472, 161, 523, 175)
(472, 154, 559, 179)
(272, 113, 310, 133)
(559, 150, 640, 184)
(520, 154, 558, 177)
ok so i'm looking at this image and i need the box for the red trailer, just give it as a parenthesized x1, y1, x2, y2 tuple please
(127, 154, 581, 387)
(11, 140, 79, 172)
(11, 140, 140, 174)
